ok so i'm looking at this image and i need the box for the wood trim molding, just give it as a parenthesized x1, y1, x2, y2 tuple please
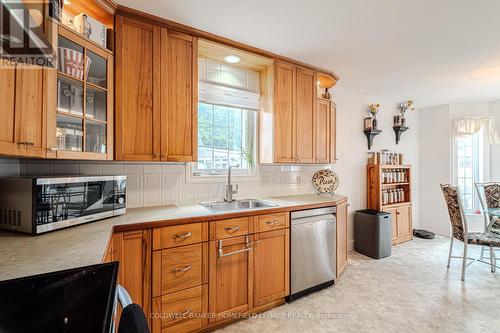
(115, 5, 339, 81)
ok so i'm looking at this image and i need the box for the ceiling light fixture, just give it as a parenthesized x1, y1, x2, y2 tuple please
(224, 55, 240, 64)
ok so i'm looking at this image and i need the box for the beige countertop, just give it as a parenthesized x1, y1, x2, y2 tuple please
(0, 194, 346, 281)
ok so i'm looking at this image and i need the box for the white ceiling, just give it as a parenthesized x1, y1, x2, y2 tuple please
(117, 0, 500, 108)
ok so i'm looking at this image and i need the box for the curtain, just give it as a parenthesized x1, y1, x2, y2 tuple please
(454, 117, 500, 144)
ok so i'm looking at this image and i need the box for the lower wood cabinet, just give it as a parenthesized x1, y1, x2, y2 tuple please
(336, 201, 348, 277)
(385, 204, 412, 245)
(152, 243, 208, 296)
(104, 206, 345, 333)
(152, 285, 208, 333)
(208, 235, 253, 323)
(253, 229, 289, 307)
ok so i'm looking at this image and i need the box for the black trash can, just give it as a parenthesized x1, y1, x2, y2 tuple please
(354, 209, 392, 259)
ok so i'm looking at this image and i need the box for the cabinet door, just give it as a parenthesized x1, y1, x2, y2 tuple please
(0, 64, 20, 156)
(253, 229, 289, 307)
(113, 230, 152, 321)
(295, 68, 315, 163)
(115, 16, 161, 161)
(209, 236, 253, 323)
(396, 205, 412, 239)
(274, 61, 296, 163)
(336, 201, 348, 277)
(385, 208, 398, 242)
(330, 102, 337, 162)
(315, 99, 330, 163)
(161, 30, 198, 162)
(15, 64, 47, 158)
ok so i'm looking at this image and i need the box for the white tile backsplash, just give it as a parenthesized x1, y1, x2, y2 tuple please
(0, 158, 326, 208)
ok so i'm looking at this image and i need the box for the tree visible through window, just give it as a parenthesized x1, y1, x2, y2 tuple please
(197, 102, 255, 173)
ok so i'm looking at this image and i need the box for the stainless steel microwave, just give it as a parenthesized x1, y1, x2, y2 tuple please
(0, 175, 126, 234)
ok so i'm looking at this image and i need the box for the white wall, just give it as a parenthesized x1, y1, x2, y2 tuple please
(418, 100, 500, 236)
(0, 85, 421, 248)
(419, 104, 451, 236)
(332, 85, 420, 248)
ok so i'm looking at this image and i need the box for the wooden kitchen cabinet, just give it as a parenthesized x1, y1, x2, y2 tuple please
(295, 67, 316, 163)
(315, 98, 331, 163)
(0, 64, 19, 156)
(336, 201, 348, 277)
(107, 230, 152, 319)
(208, 235, 254, 323)
(266, 61, 336, 164)
(0, 64, 49, 158)
(161, 29, 198, 162)
(115, 16, 161, 161)
(253, 229, 289, 307)
(274, 61, 296, 163)
(115, 16, 198, 162)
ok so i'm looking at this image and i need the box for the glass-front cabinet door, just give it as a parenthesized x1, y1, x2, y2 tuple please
(52, 26, 113, 160)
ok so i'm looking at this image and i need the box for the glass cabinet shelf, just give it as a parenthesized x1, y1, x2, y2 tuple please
(55, 30, 112, 158)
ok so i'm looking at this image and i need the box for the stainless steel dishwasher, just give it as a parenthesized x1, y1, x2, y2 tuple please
(287, 206, 336, 301)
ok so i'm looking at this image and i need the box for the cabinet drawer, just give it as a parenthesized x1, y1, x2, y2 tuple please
(255, 213, 288, 232)
(152, 285, 207, 333)
(153, 243, 207, 297)
(153, 223, 207, 250)
(215, 217, 249, 239)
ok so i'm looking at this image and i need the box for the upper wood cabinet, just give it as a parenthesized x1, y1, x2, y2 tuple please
(315, 99, 332, 163)
(0, 63, 49, 158)
(46, 25, 114, 160)
(264, 61, 336, 164)
(115, 16, 161, 161)
(161, 30, 198, 162)
(295, 68, 316, 163)
(274, 62, 296, 163)
(115, 15, 198, 162)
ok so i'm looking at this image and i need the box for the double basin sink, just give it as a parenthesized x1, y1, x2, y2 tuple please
(200, 199, 277, 213)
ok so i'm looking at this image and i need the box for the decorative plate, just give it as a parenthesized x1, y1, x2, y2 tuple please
(312, 169, 339, 194)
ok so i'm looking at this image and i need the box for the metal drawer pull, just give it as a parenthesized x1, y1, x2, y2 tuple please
(172, 265, 192, 273)
(224, 226, 240, 232)
(266, 220, 279, 225)
(174, 308, 192, 318)
(218, 235, 252, 258)
(173, 232, 192, 240)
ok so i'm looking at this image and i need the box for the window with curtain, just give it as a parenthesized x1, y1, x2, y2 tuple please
(455, 127, 485, 213)
(193, 57, 259, 177)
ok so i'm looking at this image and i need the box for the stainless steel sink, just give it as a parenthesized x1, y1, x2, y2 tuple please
(200, 199, 278, 213)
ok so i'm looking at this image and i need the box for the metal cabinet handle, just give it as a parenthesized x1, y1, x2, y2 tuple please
(172, 265, 192, 273)
(224, 226, 240, 232)
(218, 235, 252, 258)
(266, 220, 279, 225)
(173, 232, 192, 240)
(18, 141, 34, 146)
(173, 308, 192, 318)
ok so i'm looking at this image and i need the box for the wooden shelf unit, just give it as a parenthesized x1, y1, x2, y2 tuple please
(367, 164, 413, 245)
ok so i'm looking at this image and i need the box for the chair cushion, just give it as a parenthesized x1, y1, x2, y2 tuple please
(468, 232, 500, 247)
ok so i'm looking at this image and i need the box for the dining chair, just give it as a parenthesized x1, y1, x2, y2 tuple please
(440, 184, 499, 280)
(475, 182, 500, 259)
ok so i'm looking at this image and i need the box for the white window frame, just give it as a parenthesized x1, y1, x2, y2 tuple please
(187, 57, 260, 183)
(451, 126, 490, 215)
